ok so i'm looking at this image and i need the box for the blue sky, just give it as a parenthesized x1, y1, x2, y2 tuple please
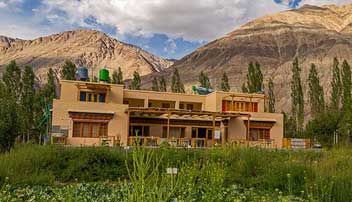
(0, 0, 351, 59)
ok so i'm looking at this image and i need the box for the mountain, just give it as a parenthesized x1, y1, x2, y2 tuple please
(147, 4, 352, 114)
(0, 30, 172, 82)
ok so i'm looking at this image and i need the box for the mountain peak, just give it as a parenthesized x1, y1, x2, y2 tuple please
(0, 29, 172, 82)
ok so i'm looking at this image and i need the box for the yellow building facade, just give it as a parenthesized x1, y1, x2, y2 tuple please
(52, 80, 284, 148)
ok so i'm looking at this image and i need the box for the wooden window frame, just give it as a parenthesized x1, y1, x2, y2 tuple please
(72, 122, 108, 138)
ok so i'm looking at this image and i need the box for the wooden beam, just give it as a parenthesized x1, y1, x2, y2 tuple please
(167, 111, 171, 140)
(247, 114, 251, 141)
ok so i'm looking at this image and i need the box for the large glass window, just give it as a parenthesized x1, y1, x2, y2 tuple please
(72, 122, 108, 138)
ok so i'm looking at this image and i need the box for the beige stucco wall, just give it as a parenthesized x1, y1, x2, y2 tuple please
(52, 80, 283, 148)
(52, 100, 129, 146)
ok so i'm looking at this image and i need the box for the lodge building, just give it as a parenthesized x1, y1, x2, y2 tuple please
(51, 80, 284, 148)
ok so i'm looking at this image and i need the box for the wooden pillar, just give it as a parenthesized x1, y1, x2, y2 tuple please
(127, 111, 130, 146)
(167, 112, 171, 140)
(212, 114, 216, 147)
(250, 96, 253, 112)
(247, 114, 250, 141)
(231, 96, 234, 111)
(144, 98, 149, 108)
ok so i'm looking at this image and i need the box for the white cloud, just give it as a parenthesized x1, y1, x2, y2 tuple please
(0, 2, 7, 8)
(1, 0, 352, 42)
(164, 39, 177, 54)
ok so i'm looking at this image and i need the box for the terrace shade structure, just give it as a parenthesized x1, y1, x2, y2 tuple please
(52, 80, 283, 148)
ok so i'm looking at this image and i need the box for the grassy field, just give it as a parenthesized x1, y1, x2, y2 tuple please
(0, 144, 351, 201)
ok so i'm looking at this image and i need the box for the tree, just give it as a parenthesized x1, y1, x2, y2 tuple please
(290, 57, 304, 136)
(60, 60, 76, 80)
(171, 68, 185, 93)
(330, 58, 342, 110)
(308, 64, 325, 118)
(198, 71, 211, 89)
(0, 81, 19, 153)
(268, 78, 275, 113)
(341, 60, 351, 112)
(2, 60, 22, 100)
(112, 67, 124, 84)
(220, 72, 230, 92)
(283, 112, 296, 138)
(159, 76, 167, 92)
(152, 77, 160, 91)
(241, 83, 248, 93)
(130, 71, 141, 90)
(43, 68, 57, 102)
(21, 66, 36, 142)
(244, 62, 263, 93)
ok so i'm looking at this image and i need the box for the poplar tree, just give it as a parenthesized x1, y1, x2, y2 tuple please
(42, 68, 57, 103)
(2, 60, 22, 100)
(220, 72, 230, 92)
(112, 67, 124, 84)
(330, 58, 341, 110)
(308, 64, 325, 118)
(130, 71, 141, 90)
(268, 78, 275, 113)
(0, 84, 19, 153)
(21, 65, 36, 141)
(171, 68, 185, 93)
(60, 60, 76, 80)
(341, 60, 352, 112)
(198, 71, 211, 89)
(159, 76, 167, 92)
(244, 62, 263, 93)
(151, 77, 160, 91)
(290, 57, 304, 135)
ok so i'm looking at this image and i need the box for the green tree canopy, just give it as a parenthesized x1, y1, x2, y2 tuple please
(290, 57, 304, 136)
(268, 78, 275, 113)
(151, 77, 160, 91)
(341, 60, 351, 112)
(220, 72, 230, 92)
(159, 76, 167, 92)
(60, 60, 76, 80)
(198, 71, 211, 89)
(112, 67, 124, 85)
(171, 68, 185, 93)
(330, 58, 341, 110)
(130, 71, 141, 90)
(308, 64, 325, 118)
(21, 66, 36, 141)
(0, 82, 20, 153)
(243, 62, 263, 93)
(2, 60, 22, 100)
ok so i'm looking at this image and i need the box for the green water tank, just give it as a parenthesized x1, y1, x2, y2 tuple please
(99, 68, 109, 82)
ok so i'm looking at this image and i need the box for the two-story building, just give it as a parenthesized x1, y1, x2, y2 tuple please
(52, 80, 284, 148)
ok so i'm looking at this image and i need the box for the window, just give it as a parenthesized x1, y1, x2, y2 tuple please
(179, 104, 185, 109)
(222, 100, 259, 112)
(162, 127, 186, 138)
(192, 127, 211, 139)
(79, 91, 106, 103)
(72, 122, 108, 138)
(80, 92, 87, 101)
(186, 104, 194, 110)
(162, 103, 171, 108)
(249, 128, 271, 141)
(130, 126, 150, 137)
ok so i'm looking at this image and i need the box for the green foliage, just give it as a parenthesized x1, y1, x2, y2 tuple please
(151, 77, 160, 91)
(198, 71, 211, 89)
(129, 71, 141, 90)
(268, 78, 275, 113)
(283, 112, 296, 138)
(290, 57, 304, 137)
(308, 64, 325, 118)
(242, 82, 248, 93)
(42, 68, 57, 103)
(305, 110, 341, 147)
(330, 58, 341, 110)
(244, 62, 263, 93)
(220, 72, 230, 92)
(60, 60, 76, 80)
(111, 67, 124, 84)
(1, 146, 352, 201)
(21, 66, 36, 142)
(159, 76, 167, 92)
(0, 89, 19, 153)
(171, 68, 185, 93)
(2, 60, 22, 100)
(341, 60, 351, 112)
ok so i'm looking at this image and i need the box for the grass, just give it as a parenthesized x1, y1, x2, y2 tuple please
(0, 144, 351, 201)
